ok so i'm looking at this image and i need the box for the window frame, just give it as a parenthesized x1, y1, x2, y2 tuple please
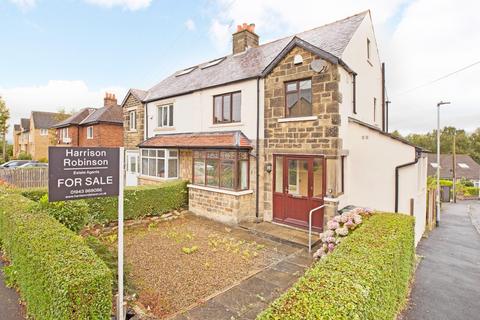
(192, 149, 250, 191)
(61, 128, 69, 139)
(367, 38, 371, 60)
(40, 129, 48, 136)
(129, 110, 136, 131)
(213, 91, 241, 124)
(140, 148, 178, 179)
(157, 104, 174, 128)
(86, 126, 94, 139)
(284, 78, 313, 118)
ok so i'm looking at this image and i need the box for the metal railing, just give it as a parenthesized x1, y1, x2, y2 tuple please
(308, 204, 326, 252)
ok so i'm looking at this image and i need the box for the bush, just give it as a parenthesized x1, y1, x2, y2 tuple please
(16, 152, 32, 160)
(21, 180, 188, 226)
(0, 191, 112, 319)
(258, 213, 415, 320)
(464, 186, 479, 196)
(33, 195, 90, 232)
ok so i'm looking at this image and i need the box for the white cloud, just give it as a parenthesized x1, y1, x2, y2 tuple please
(210, 0, 480, 133)
(209, 19, 231, 53)
(0, 80, 127, 140)
(185, 19, 196, 31)
(84, 0, 152, 11)
(9, 0, 36, 10)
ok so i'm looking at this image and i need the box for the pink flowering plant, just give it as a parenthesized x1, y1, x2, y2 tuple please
(313, 207, 373, 260)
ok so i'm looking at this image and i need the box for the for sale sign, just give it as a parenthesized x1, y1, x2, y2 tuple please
(48, 147, 120, 202)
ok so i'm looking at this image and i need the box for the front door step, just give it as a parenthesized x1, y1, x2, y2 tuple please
(238, 221, 321, 248)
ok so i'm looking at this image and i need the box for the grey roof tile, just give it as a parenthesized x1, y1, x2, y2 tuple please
(31, 111, 69, 129)
(426, 154, 480, 180)
(143, 11, 367, 102)
(52, 108, 95, 128)
(80, 105, 123, 125)
(20, 118, 30, 131)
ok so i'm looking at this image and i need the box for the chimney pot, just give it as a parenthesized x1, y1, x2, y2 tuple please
(104, 92, 117, 108)
(232, 22, 259, 54)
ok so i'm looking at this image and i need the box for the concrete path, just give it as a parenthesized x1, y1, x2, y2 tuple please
(403, 201, 480, 320)
(0, 260, 24, 320)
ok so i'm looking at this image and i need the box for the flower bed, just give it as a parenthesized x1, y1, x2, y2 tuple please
(258, 212, 415, 320)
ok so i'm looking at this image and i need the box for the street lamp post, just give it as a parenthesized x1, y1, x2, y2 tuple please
(436, 101, 451, 227)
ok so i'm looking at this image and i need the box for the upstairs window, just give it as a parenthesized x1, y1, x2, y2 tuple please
(129, 111, 136, 131)
(61, 128, 69, 139)
(40, 129, 48, 136)
(373, 97, 377, 122)
(213, 92, 241, 124)
(285, 79, 312, 117)
(87, 126, 94, 139)
(157, 104, 174, 127)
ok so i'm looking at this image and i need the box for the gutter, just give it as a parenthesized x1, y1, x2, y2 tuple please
(255, 77, 260, 221)
(395, 149, 421, 212)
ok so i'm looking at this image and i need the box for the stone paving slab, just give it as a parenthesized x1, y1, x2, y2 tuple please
(0, 260, 24, 320)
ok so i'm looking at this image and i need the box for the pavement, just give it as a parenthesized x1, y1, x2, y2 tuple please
(403, 201, 480, 320)
(0, 260, 24, 320)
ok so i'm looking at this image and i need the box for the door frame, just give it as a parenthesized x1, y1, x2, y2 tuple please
(125, 150, 140, 186)
(272, 154, 326, 231)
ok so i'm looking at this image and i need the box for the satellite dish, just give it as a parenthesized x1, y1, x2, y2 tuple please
(310, 59, 328, 73)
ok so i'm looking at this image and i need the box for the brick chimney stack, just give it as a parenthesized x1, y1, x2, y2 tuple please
(104, 92, 118, 108)
(232, 23, 259, 54)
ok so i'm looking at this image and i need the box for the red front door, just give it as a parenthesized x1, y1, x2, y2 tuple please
(273, 155, 325, 231)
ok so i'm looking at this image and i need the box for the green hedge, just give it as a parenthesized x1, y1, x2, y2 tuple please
(257, 213, 415, 320)
(0, 191, 112, 319)
(21, 180, 189, 226)
(464, 186, 479, 196)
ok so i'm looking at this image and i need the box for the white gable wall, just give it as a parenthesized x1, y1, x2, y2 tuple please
(145, 78, 264, 141)
(341, 13, 383, 128)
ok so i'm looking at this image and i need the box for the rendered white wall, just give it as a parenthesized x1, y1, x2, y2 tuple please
(145, 79, 264, 141)
(343, 122, 427, 245)
(341, 13, 383, 128)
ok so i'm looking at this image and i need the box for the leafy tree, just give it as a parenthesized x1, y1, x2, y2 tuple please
(0, 97, 10, 162)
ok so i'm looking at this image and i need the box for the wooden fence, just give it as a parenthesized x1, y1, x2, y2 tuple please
(0, 168, 48, 188)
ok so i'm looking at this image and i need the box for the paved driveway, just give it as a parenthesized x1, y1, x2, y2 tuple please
(403, 201, 480, 320)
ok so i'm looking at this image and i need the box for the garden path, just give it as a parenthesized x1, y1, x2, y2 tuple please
(0, 260, 24, 320)
(402, 201, 480, 320)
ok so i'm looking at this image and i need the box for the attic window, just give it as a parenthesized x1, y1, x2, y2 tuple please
(458, 163, 470, 169)
(201, 57, 225, 69)
(176, 66, 197, 76)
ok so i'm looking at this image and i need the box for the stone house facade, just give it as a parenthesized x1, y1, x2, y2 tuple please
(121, 11, 428, 243)
(52, 93, 123, 149)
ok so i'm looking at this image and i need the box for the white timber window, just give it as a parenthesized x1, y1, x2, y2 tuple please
(157, 104, 174, 128)
(40, 129, 48, 136)
(129, 111, 136, 131)
(87, 126, 94, 139)
(141, 149, 178, 179)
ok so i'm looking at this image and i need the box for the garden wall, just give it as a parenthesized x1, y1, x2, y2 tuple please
(0, 191, 112, 319)
(258, 213, 415, 320)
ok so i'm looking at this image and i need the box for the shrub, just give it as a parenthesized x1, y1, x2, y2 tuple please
(33, 195, 90, 232)
(464, 186, 479, 196)
(20, 180, 189, 226)
(258, 213, 415, 320)
(0, 191, 112, 319)
(16, 152, 32, 160)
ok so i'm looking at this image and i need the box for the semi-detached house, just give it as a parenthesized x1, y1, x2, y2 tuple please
(122, 11, 428, 245)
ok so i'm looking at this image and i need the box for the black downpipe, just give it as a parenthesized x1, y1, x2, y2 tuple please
(352, 74, 357, 114)
(395, 150, 421, 212)
(255, 77, 260, 221)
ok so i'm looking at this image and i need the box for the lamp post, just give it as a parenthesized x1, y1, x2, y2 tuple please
(436, 101, 451, 227)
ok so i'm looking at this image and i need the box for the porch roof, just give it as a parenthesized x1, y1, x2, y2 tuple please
(138, 131, 252, 150)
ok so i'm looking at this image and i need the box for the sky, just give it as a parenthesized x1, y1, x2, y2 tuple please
(1, 0, 479, 140)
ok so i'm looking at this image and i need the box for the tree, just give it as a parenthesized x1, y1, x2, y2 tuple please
(0, 97, 10, 162)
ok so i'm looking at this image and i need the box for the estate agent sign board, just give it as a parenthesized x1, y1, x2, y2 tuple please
(48, 147, 120, 202)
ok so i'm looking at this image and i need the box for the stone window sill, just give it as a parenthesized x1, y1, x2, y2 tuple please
(139, 175, 178, 182)
(154, 127, 175, 132)
(209, 122, 244, 128)
(187, 184, 253, 196)
(278, 116, 318, 123)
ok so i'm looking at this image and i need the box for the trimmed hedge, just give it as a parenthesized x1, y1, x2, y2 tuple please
(21, 180, 188, 226)
(0, 191, 112, 319)
(258, 213, 415, 320)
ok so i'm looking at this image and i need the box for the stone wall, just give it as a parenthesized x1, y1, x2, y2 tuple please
(188, 187, 255, 225)
(263, 45, 343, 220)
(123, 94, 144, 149)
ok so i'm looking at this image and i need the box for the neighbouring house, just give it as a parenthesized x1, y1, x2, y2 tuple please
(52, 93, 124, 148)
(121, 11, 428, 244)
(427, 153, 480, 187)
(12, 112, 69, 160)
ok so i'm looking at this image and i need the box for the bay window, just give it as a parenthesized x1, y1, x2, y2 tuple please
(193, 150, 249, 191)
(141, 149, 178, 178)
